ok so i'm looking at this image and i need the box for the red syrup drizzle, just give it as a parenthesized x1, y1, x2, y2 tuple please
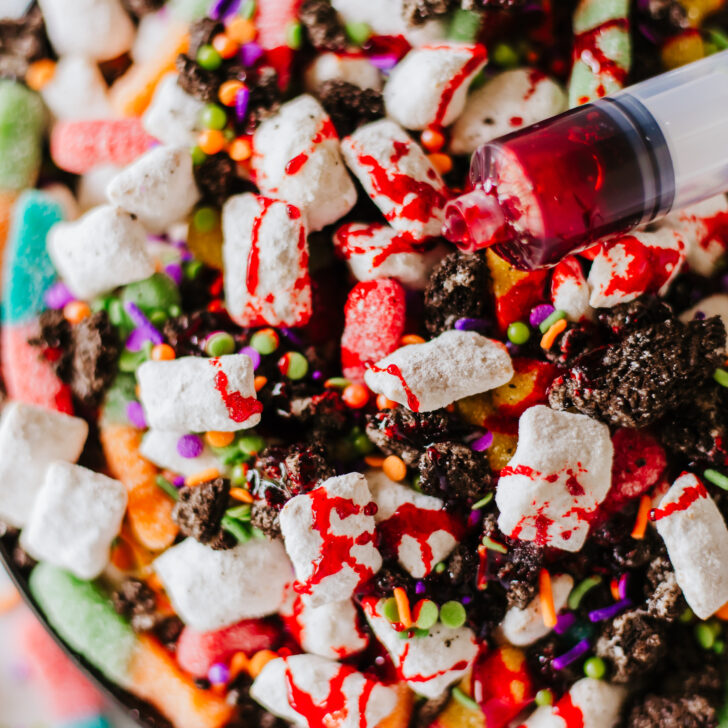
(510, 116, 524, 127)
(366, 362, 420, 411)
(554, 694, 585, 728)
(285, 153, 308, 175)
(335, 225, 422, 267)
(650, 479, 707, 522)
(284, 660, 354, 727)
(399, 643, 469, 683)
(698, 210, 728, 251)
(246, 197, 276, 294)
(284, 118, 338, 176)
(523, 69, 546, 101)
(431, 44, 488, 127)
(572, 17, 629, 102)
(209, 358, 263, 423)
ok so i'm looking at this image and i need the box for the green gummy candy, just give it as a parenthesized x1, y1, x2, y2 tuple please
(100, 372, 138, 426)
(121, 273, 181, 314)
(29, 563, 137, 688)
(573, 0, 629, 34)
(0, 80, 45, 191)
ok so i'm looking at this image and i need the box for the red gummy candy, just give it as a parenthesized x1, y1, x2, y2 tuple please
(341, 279, 406, 382)
(255, 0, 301, 88)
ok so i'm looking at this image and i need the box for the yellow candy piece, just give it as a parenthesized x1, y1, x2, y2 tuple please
(681, 0, 725, 25)
(661, 30, 705, 70)
(457, 392, 496, 427)
(491, 369, 536, 412)
(486, 249, 525, 299)
(430, 677, 484, 728)
(487, 432, 518, 472)
(187, 218, 223, 269)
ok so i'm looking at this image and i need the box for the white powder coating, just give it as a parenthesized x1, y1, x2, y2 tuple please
(41, 56, 112, 121)
(341, 119, 449, 240)
(363, 329, 514, 412)
(496, 406, 613, 553)
(366, 469, 458, 577)
(364, 599, 478, 699)
(137, 354, 261, 433)
(383, 43, 488, 130)
(550, 256, 593, 322)
(252, 95, 357, 232)
(680, 294, 728, 334)
(106, 145, 200, 233)
(304, 53, 382, 92)
(77, 165, 120, 211)
(450, 69, 567, 155)
(332, 222, 446, 290)
(251, 654, 398, 728)
(500, 574, 573, 646)
(279, 473, 382, 608)
(0, 402, 88, 528)
(222, 194, 312, 328)
(139, 429, 224, 479)
(142, 73, 204, 147)
(655, 473, 728, 619)
(154, 538, 293, 631)
(48, 205, 154, 300)
(21, 462, 127, 580)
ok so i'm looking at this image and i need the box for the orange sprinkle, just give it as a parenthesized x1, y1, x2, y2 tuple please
(151, 343, 176, 361)
(631, 494, 652, 540)
(229, 136, 253, 162)
(716, 601, 728, 620)
(540, 318, 567, 350)
(400, 334, 425, 346)
(394, 587, 412, 629)
(254, 375, 268, 391)
(63, 300, 91, 325)
(364, 455, 385, 468)
(230, 651, 249, 680)
(198, 129, 227, 155)
(186, 468, 220, 487)
(376, 394, 398, 410)
(420, 127, 445, 153)
(212, 33, 239, 59)
(111, 540, 135, 571)
(342, 383, 369, 409)
(230, 487, 254, 503)
(427, 152, 453, 175)
(226, 17, 257, 44)
(382, 454, 407, 482)
(205, 430, 235, 448)
(248, 650, 278, 678)
(539, 568, 557, 629)
(0, 587, 21, 614)
(219, 80, 245, 106)
(26, 58, 56, 90)
(610, 578, 620, 601)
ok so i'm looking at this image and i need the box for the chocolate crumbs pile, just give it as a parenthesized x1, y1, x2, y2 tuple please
(172, 477, 235, 549)
(298, 0, 347, 51)
(317, 80, 385, 138)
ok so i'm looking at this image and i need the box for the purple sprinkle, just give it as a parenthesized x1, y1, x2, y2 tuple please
(44, 281, 75, 310)
(126, 401, 147, 429)
(588, 598, 632, 623)
(694, 310, 706, 320)
(164, 262, 183, 286)
(240, 345, 262, 370)
(240, 41, 264, 67)
(209, 0, 241, 19)
(461, 595, 471, 605)
(529, 303, 555, 328)
(173, 475, 186, 487)
(208, 662, 231, 685)
(471, 432, 494, 452)
(126, 327, 151, 352)
(618, 573, 629, 600)
(552, 639, 590, 670)
(312, 370, 323, 380)
(505, 341, 521, 355)
(177, 434, 204, 459)
(415, 581, 426, 595)
(467, 509, 482, 527)
(235, 86, 251, 122)
(554, 611, 576, 635)
(280, 327, 305, 346)
(455, 317, 490, 332)
(368, 54, 398, 71)
(124, 301, 163, 346)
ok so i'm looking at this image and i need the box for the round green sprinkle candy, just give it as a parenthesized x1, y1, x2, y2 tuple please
(169, 304, 181, 318)
(238, 434, 266, 456)
(345, 20, 371, 46)
(680, 607, 695, 623)
(184, 260, 204, 280)
(414, 627, 430, 638)
(534, 689, 554, 707)
(149, 309, 167, 327)
(539, 309, 567, 334)
(123, 273, 181, 314)
(240, 0, 256, 19)
(231, 463, 247, 486)
(492, 42, 520, 68)
(714, 368, 728, 387)
(352, 433, 374, 456)
(205, 331, 236, 357)
(280, 351, 309, 380)
(197, 44, 223, 70)
(704, 468, 728, 491)
(451, 687, 480, 712)
(285, 21, 303, 49)
(507, 321, 530, 345)
(190, 145, 207, 166)
(435, 562, 446, 574)
(201, 104, 228, 131)
(250, 329, 279, 355)
(695, 622, 716, 650)
(714, 639, 725, 654)
(382, 597, 400, 623)
(415, 600, 439, 630)
(440, 600, 467, 629)
(583, 656, 606, 680)
(193, 206, 220, 233)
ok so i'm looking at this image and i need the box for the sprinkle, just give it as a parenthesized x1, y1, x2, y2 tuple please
(186, 468, 221, 487)
(714, 368, 728, 387)
(610, 578, 620, 601)
(151, 343, 176, 361)
(539, 568, 557, 629)
(382, 597, 400, 623)
(64, 300, 91, 325)
(44, 281, 74, 309)
(156, 475, 180, 501)
(173, 476, 185, 488)
(583, 656, 606, 680)
(394, 587, 412, 628)
(126, 401, 147, 429)
(482, 536, 507, 554)
(588, 598, 632, 622)
(507, 321, 530, 345)
(164, 263, 183, 285)
(704, 468, 728, 490)
(254, 375, 267, 391)
(540, 318, 567, 349)
(368, 54, 398, 71)
(618, 573, 629, 600)
(240, 41, 264, 67)
(25, 58, 56, 91)
(250, 328, 279, 355)
(238, 434, 265, 455)
(552, 639, 590, 670)
(208, 661, 231, 685)
(383, 455, 407, 482)
(554, 611, 576, 635)
(428, 153, 453, 175)
(534, 688, 554, 707)
(376, 394, 398, 409)
(198, 128, 226, 155)
(631, 494, 652, 539)
(529, 303, 555, 328)
(452, 687, 480, 712)
(235, 85, 251, 122)
(206, 430, 235, 448)
(440, 600, 467, 629)
(539, 309, 567, 333)
(414, 599, 439, 629)
(471, 493, 494, 510)
(325, 377, 351, 390)
(716, 602, 728, 620)
(454, 317, 490, 332)
(205, 331, 236, 357)
(229, 652, 249, 680)
(420, 128, 445, 153)
(400, 334, 425, 346)
(568, 576, 602, 610)
(435, 562, 446, 574)
(210, 0, 241, 20)
(230, 487, 254, 503)
(177, 434, 204, 459)
(124, 301, 163, 347)
(248, 650, 278, 678)
(470, 432, 494, 452)
(695, 622, 716, 650)
(229, 136, 253, 161)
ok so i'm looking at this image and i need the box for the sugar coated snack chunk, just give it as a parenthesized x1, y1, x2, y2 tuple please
(48, 205, 154, 299)
(139, 429, 223, 478)
(333, 222, 445, 290)
(363, 598, 478, 699)
(496, 405, 613, 552)
(654, 473, 728, 619)
(106, 146, 200, 233)
(550, 256, 592, 322)
(142, 73, 204, 147)
(279, 472, 382, 608)
(383, 43, 487, 131)
(222, 194, 312, 328)
(251, 95, 357, 232)
(41, 56, 112, 121)
(304, 52, 382, 93)
(251, 654, 398, 728)
(342, 119, 449, 240)
(22, 462, 127, 580)
(364, 329, 514, 413)
(0, 401, 87, 527)
(450, 68, 567, 155)
(137, 354, 262, 432)
(154, 538, 293, 630)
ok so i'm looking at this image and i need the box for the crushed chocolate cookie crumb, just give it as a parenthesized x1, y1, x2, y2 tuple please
(244, 66, 282, 131)
(120, 0, 165, 17)
(176, 54, 221, 103)
(193, 152, 239, 206)
(402, 0, 456, 25)
(288, 390, 350, 440)
(298, 0, 347, 51)
(494, 540, 543, 609)
(250, 501, 281, 538)
(258, 442, 335, 497)
(543, 323, 600, 367)
(112, 578, 158, 632)
(644, 555, 686, 622)
(29, 309, 73, 381)
(597, 295, 674, 337)
(317, 80, 385, 137)
(0, 7, 48, 80)
(411, 692, 451, 727)
(627, 693, 717, 728)
(172, 477, 235, 548)
(418, 441, 492, 502)
(154, 615, 184, 649)
(230, 673, 289, 727)
(187, 17, 224, 58)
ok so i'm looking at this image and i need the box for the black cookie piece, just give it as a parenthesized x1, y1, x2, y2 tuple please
(29, 309, 73, 381)
(597, 295, 674, 338)
(424, 251, 490, 336)
(288, 390, 350, 440)
(172, 477, 235, 549)
(418, 441, 492, 502)
(250, 502, 281, 538)
(121, 0, 166, 17)
(193, 152, 238, 206)
(187, 17, 224, 58)
(298, 0, 347, 50)
(543, 323, 600, 367)
(627, 694, 717, 728)
(411, 693, 451, 727)
(162, 310, 238, 357)
(176, 54, 221, 103)
(112, 578, 158, 632)
(494, 540, 543, 609)
(548, 317, 726, 428)
(402, 0, 456, 24)
(229, 673, 289, 728)
(0, 7, 48, 80)
(317, 80, 385, 138)
(257, 442, 335, 504)
(244, 66, 282, 131)
(154, 615, 184, 649)
(644, 555, 685, 622)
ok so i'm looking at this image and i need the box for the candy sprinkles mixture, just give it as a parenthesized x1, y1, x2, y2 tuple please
(3, 0, 728, 727)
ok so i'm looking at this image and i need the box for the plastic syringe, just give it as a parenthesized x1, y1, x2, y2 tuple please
(443, 50, 728, 270)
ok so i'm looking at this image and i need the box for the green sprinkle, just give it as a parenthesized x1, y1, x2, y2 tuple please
(231, 463, 248, 486)
(156, 475, 180, 501)
(345, 21, 371, 46)
(696, 622, 716, 650)
(169, 304, 181, 317)
(707, 28, 728, 51)
(568, 575, 602, 610)
(280, 351, 308, 380)
(680, 607, 695, 623)
(222, 514, 252, 543)
(353, 433, 374, 456)
(325, 377, 351, 389)
(212, 442, 243, 466)
(414, 628, 430, 638)
(193, 206, 219, 233)
(184, 260, 204, 280)
(583, 656, 606, 680)
(148, 309, 167, 327)
(191, 145, 207, 166)
(482, 536, 508, 554)
(435, 562, 446, 574)
(448, 8, 482, 41)
(201, 104, 228, 131)
(226, 504, 252, 521)
(197, 44, 223, 70)
(534, 689, 554, 707)
(539, 309, 567, 334)
(205, 331, 236, 357)
(710, 620, 723, 638)
(415, 600, 439, 630)
(705, 469, 728, 490)
(714, 639, 725, 654)
(108, 298, 125, 327)
(238, 434, 266, 456)
(123, 273, 181, 314)
(440, 600, 467, 629)
(118, 347, 149, 373)
(507, 321, 530, 345)
(285, 21, 303, 49)
(715, 368, 728, 387)
(240, 0, 256, 19)
(382, 597, 400, 623)
(250, 329, 279, 355)
(492, 42, 520, 68)
(452, 687, 480, 712)
(471, 493, 494, 510)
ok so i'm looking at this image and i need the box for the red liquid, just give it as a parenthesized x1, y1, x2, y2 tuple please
(650, 479, 707, 522)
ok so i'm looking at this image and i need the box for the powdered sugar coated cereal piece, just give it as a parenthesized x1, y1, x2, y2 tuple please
(154, 538, 293, 631)
(0, 402, 87, 527)
(450, 69, 567, 155)
(341, 119, 449, 240)
(252, 95, 357, 232)
(654, 472, 728, 619)
(333, 222, 446, 290)
(340, 278, 406, 382)
(139, 429, 224, 479)
(680, 294, 728, 334)
(279, 472, 382, 608)
(363, 599, 478, 699)
(363, 329, 514, 413)
(106, 146, 200, 233)
(142, 73, 205, 147)
(383, 43, 487, 131)
(251, 654, 398, 728)
(77, 165, 122, 212)
(41, 55, 112, 121)
(496, 406, 613, 552)
(137, 354, 261, 433)
(48, 205, 154, 299)
(550, 256, 593, 322)
(304, 52, 382, 93)
(21, 462, 127, 580)
(222, 194, 312, 328)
